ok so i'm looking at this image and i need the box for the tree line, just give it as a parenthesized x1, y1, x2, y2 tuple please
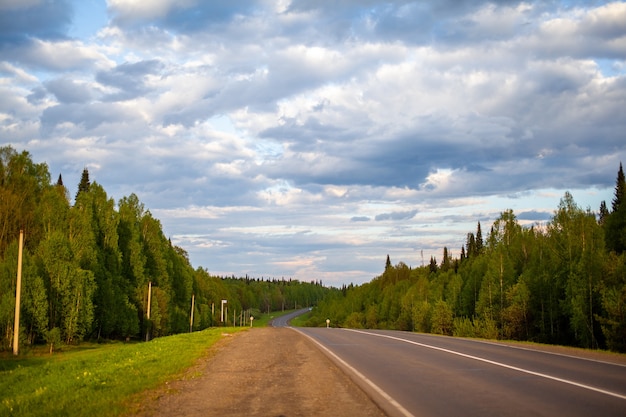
(307, 164, 626, 352)
(0, 146, 329, 351)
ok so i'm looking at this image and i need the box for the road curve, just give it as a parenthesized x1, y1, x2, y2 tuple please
(269, 308, 312, 327)
(292, 327, 626, 417)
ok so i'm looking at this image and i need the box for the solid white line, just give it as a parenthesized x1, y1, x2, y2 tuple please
(292, 328, 415, 417)
(471, 338, 626, 368)
(345, 329, 626, 401)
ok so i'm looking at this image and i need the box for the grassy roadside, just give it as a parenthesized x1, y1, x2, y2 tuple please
(0, 327, 248, 417)
(254, 308, 304, 326)
(0, 310, 305, 417)
(288, 310, 312, 326)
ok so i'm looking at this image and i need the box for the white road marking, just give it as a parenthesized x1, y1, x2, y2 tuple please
(293, 328, 415, 417)
(346, 329, 626, 401)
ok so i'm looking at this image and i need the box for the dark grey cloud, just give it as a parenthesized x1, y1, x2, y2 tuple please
(286, 0, 535, 45)
(351, 216, 370, 222)
(41, 102, 136, 131)
(0, 0, 72, 46)
(517, 210, 552, 221)
(45, 77, 92, 103)
(96, 60, 165, 101)
(109, 0, 259, 31)
(27, 86, 47, 104)
(375, 209, 418, 221)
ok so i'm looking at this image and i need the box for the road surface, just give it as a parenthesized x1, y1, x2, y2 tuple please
(292, 327, 626, 417)
(270, 308, 312, 327)
(130, 324, 385, 417)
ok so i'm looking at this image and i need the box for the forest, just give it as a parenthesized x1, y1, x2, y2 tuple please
(2, 145, 625, 353)
(306, 163, 626, 352)
(0, 146, 329, 351)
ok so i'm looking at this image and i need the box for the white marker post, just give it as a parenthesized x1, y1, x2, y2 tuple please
(326, 319, 330, 328)
(221, 299, 227, 324)
(250, 316, 254, 327)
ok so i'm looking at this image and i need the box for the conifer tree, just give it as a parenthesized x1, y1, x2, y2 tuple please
(429, 256, 438, 273)
(605, 163, 626, 254)
(598, 200, 609, 225)
(76, 168, 90, 201)
(441, 247, 451, 271)
(466, 232, 476, 258)
(476, 222, 484, 254)
(611, 162, 625, 213)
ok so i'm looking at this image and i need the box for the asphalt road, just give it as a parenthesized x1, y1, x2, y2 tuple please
(269, 308, 312, 327)
(290, 327, 626, 417)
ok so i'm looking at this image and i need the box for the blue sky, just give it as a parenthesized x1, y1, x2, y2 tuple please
(1, 0, 625, 286)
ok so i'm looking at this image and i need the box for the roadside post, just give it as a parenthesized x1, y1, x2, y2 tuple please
(326, 318, 330, 328)
(250, 316, 254, 327)
(13, 230, 24, 355)
(221, 299, 227, 325)
(189, 294, 195, 332)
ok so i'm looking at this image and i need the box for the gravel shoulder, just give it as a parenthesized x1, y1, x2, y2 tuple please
(129, 327, 387, 417)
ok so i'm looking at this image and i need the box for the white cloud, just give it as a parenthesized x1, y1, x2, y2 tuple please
(16, 39, 113, 71)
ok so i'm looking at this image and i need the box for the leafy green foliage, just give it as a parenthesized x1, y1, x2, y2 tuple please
(307, 165, 626, 352)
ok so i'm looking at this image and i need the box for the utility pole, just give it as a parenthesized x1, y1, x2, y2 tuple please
(189, 294, 195, 333)
(13, 230, 24, 356)
(146, 281, 152, 341)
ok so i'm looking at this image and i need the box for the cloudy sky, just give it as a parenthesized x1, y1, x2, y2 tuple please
(1, 0, 625, 286)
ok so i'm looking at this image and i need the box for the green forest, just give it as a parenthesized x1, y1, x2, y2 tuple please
(0, 146, 329, 351)
(307, 164, 626, 352)
(2, 145, 625, 353)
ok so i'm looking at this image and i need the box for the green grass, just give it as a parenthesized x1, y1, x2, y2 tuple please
(288, 310, 312, 326)
(0, 327, 246, 417)
(253, 309, 296, 326)
(0, 310, 296, 417)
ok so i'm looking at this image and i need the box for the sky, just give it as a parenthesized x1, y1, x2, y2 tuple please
(1, 0, 625, 287)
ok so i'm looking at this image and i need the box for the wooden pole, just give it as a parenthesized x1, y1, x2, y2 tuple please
(147, 281, 152, 320)
(147, 281, 152, 319)
(189, 294, 195, 332)
(13, 230, 24, 356)
(146, 281, 152, 341)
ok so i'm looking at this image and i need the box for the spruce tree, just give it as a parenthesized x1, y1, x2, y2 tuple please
(466, 232, 476, 258)
(76, 168, 90, 201)
(429, 256, 438, 273)
(441, 246, 451, 271)
(605, 163, 626, 253)
(476, 222, 484, 254)
(599, 200, 609, 225)
(611, 162, 625, 212)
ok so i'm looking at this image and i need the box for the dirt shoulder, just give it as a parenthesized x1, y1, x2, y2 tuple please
(129, 327, 386, 417)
